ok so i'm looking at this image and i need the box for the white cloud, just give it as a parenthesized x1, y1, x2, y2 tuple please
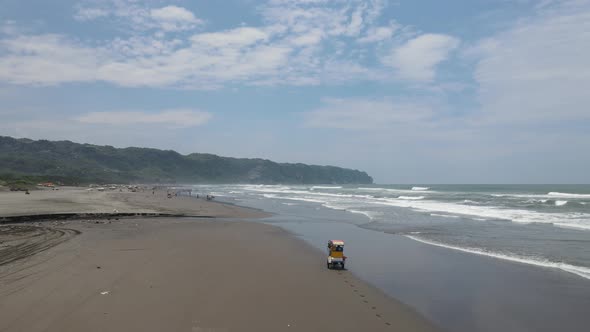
(305, 98, 433, 130)
(290, 29, 324, 46)
(74, 7, 109, 21)
(0, 34, 102, 85)
(382, 33, 460, 82)
(191, 27, 269, 47)
(150, 6, 198, 22)
(74, 1, 202, 32)
(0, 0, 457, 89)
(470, 0, 590, 123)
(150, 6, 203, 31)
(261, 0, 383, 37)
(357, 25, 397, 43)
(76, 109, 212, 128)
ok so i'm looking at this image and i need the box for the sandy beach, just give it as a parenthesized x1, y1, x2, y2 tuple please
(0, 187, 438, 331)
(0, 187, 269, 219)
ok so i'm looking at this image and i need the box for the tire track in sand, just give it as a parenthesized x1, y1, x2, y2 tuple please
(0, 225, 79, 268)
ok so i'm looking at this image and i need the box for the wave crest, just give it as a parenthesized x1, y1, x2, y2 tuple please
(398, 196, 425, 200)
(548, 192, 590, 198)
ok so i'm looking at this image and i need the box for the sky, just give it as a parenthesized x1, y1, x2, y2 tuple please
(1, 0, 589, 184)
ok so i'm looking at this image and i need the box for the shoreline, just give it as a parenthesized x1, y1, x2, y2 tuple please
(403, 233, 590, 281)
(0, 187, 439, 331)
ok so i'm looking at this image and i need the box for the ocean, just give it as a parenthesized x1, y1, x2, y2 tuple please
(185, 183, 590, 331)
(194, 184, 590, 280)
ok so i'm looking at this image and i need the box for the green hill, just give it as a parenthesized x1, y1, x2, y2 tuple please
(0, 136, 373, 185)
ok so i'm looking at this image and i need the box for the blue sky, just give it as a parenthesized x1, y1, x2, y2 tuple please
(1, 0, 589, 184)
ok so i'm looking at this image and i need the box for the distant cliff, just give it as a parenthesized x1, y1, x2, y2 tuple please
(0, 136, 373, 185)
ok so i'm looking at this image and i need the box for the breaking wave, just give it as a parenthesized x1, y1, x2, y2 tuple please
(398, 196, 425, 200)
(412, 186, 430, 191)
(244, 185, 590, 231)
(548, 192, 590, 198)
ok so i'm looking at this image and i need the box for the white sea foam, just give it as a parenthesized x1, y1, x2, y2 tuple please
(246, 185, 590, 231)
(398, 196, 425, 200)
(281, 202, 298, 206)
(555, 200, 568, 206)
(311, 186, 342, 190)
(347, 209, 377, 220)
(525, 199, 549, 204)
(548, 192, 590, 198)
(411, 186, 430, 191)
(430, 213, 460, 219)
(358, 187, 431, 194)
(463, 200, 478, 204)
(371, 197, 590, 231)
(262, 193, 325, 204)
(405, 235, 590, 280)
(321, 202, 377, 221)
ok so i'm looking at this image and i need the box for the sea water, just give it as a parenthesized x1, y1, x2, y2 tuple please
(192, 184, 590, 281)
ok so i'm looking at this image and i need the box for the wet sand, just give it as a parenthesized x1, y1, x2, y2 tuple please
(0, 189, 438, 331)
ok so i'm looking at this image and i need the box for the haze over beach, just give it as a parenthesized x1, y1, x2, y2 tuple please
(1, 1, 590, 332)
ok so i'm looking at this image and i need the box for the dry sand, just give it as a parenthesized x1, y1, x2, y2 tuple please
(0, 187, 268, 218)
(0, 188, 438, 331)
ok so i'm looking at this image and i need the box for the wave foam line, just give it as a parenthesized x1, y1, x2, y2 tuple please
(398, 196, 425, 200)
(347, 209, 376, 220)
(358, 187, 431, 194)
(549, 192, 590, 198)
(430, 213, 460, 218)
(405, 235, 590, 281)
(311, 186, 342, 190)
(372, 197, 590, 231)
(411, 186, 430, 191)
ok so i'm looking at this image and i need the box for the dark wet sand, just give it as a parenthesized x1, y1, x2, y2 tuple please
(272, 220, 590, 332)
